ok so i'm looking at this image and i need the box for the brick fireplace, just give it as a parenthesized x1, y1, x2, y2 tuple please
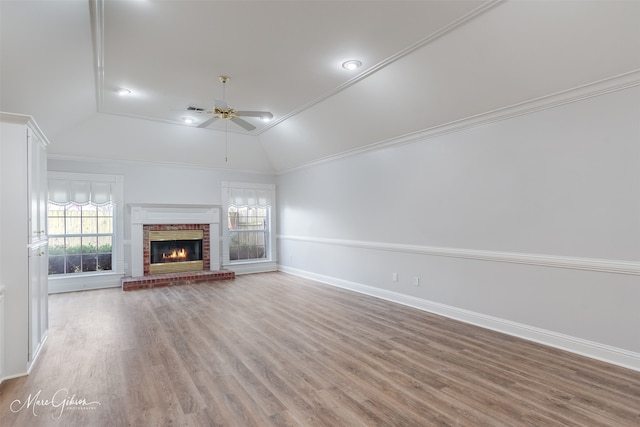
(123, 204, 233, 291)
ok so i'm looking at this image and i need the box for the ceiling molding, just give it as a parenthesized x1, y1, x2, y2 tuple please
(278, 69, 640, 175)
(89, 0, 501, 134)
(258, 0, 504, 135)
(90, 0, 105, 112)
(7, 0, 635, 171)
(47, 152, 276, 176)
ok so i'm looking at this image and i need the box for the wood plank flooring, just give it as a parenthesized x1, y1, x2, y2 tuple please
(1, 272, 639, 426)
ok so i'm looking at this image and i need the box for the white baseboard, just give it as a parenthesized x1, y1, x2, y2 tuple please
(48, 272, 123, 294)
(27, 333, 48, 374)
(278, 265, 640, 372)
(225, 261, 278, 275)
(0, 371, 30, 386)
(2, 334, 50, 385)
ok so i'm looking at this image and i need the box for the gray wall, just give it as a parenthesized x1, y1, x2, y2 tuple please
(277, 86, 640, 367)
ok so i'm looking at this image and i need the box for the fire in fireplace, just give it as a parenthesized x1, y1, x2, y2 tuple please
(164, 248, 187, 260)
(149, 229, 204, 274)
(151, 239, 202, 263)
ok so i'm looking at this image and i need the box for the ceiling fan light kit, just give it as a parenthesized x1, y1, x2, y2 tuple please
(185, 75, 273, 132)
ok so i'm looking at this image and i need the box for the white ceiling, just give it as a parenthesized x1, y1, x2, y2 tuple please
(1, 0, 639, 172)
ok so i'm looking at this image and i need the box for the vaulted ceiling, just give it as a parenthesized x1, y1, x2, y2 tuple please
(1, 1, 639, 173)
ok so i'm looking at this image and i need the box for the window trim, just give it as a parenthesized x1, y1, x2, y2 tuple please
(222, 182, 277, 271)
(47, 172, 124, 292)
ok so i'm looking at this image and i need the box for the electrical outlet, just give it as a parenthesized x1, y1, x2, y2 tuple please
(392, 273, 398, 282)
(413, 276, 420, 286)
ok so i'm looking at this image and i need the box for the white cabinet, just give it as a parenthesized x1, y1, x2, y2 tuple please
(29, 244, 48, 361)
(0, 287, 5, 380)
(0, 112, 49, 380)
(29, 130, 48, 244)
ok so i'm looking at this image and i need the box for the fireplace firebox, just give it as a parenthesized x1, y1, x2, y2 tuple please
(148, 229, 204, 274)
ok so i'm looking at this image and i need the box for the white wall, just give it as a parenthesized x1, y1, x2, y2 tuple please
(48, 157, 276, 280)
(50, 113, 276, 173)
(277, 85, 640, 370)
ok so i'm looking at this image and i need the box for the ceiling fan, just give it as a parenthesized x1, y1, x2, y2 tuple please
(189, 76, 273, 131)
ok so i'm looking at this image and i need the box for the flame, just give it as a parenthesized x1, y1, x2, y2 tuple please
(163, 248, 188, 260)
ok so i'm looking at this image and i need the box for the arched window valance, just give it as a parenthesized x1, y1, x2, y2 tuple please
(49, 177, 114, 205)
(227, 187, 272, 207)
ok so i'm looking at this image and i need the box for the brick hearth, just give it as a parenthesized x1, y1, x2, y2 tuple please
(121, 270, 235, 291)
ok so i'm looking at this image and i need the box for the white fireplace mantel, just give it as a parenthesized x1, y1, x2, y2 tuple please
(129, 204, 221, 277)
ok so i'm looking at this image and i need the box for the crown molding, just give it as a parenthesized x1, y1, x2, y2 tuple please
(279, 69, 640, 175)
(47, 153, 276, 176)
(90, 0, 104, 112)
(259, 0, 504, 135)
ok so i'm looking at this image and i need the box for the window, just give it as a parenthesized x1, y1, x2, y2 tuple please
(223, 182, 275, 265)
(47, 173, 122, 277)
(48, 202, 114, 274)
(228, 206, 269, 261)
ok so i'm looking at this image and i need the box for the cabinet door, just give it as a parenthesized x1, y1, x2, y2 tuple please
(28, 245, 47, 362)
(0, 288, 4, 379)
(28, 130, 47, 244)
(40, 245, 49, 339)
(37, 140, 48, 241)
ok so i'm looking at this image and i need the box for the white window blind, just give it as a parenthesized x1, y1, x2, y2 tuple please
(49, 179, 113, 205)
(227, 187, 272, 207)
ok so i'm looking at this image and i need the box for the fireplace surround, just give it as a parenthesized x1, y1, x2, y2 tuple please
(129, 204, 221, 277)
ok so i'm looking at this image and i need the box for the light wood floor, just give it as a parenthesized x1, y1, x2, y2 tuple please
(1, 272, 639, 426)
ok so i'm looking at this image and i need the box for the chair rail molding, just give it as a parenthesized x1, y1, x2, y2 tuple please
(278, 235, 640, 276)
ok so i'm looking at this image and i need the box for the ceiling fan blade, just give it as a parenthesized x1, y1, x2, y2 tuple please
(230, 117, 256, 131)
(236, 110, 273, 121)
(197, 116, 219, 128)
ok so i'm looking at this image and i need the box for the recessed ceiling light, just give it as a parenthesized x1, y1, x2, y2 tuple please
(181, 117, 195, 124)
(116, 88, 131, 96)
(342, 60, 362, 71)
